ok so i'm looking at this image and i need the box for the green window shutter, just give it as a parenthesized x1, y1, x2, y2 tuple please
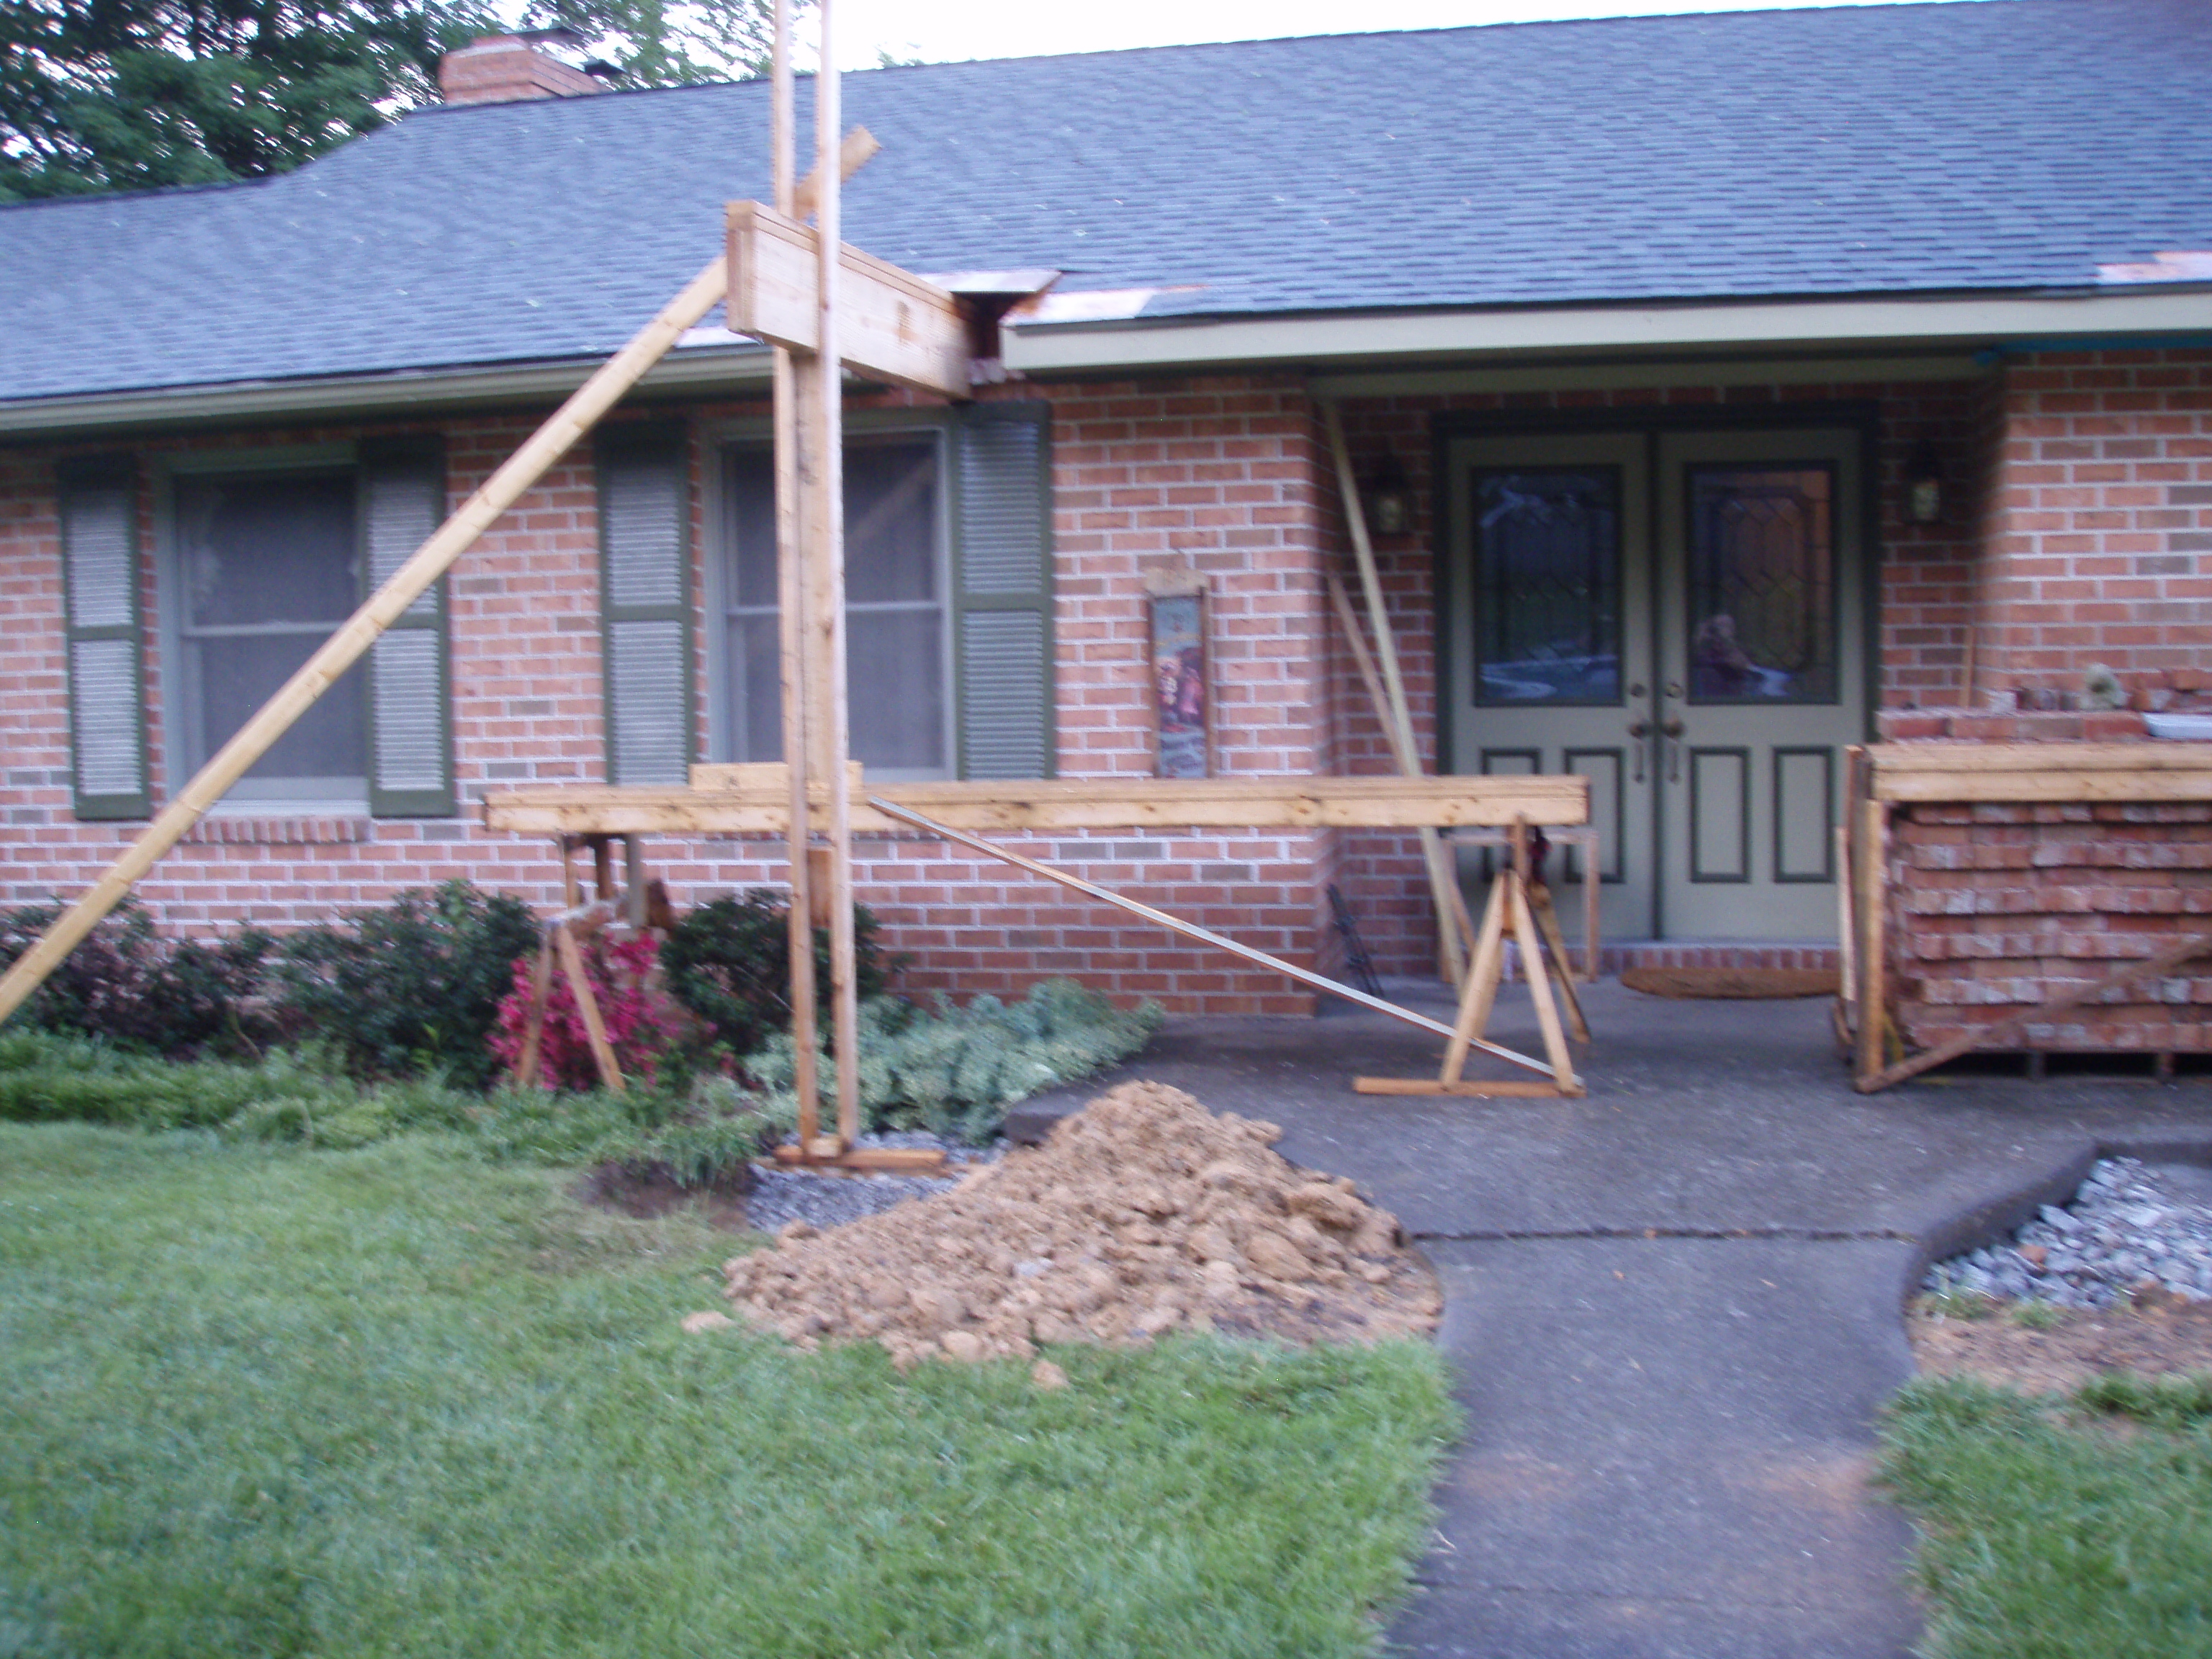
(953, 403, 1054, 780)
(597, 423, 694, 785)
(56, 454, 149, 821)
(361, 437, 454, 817)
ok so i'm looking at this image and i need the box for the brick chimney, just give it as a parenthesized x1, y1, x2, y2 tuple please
(440, 30, 603, 105)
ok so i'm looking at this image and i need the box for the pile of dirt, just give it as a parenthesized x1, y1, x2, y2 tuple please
(720, 1081, 1441, 1367)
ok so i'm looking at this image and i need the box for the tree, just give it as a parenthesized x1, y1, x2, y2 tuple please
(0, 0, 778, 204)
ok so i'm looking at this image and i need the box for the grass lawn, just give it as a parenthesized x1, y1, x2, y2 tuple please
(0, 1122, 1455, 1658)
(1881, 1375, 2212, 1659)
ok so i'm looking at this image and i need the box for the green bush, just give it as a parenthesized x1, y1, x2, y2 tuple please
(660, 890, 897, 1060)
(747, 979, 1163, 1144)
(0, 899, 273, 1059)
(272, 880, 539, 1091)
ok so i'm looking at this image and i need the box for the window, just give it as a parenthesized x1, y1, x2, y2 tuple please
(706, 403, 1054, 783)
(722, 433, 952, 777)
(174, 467, 368, 802)
(135, 440, 452, 818)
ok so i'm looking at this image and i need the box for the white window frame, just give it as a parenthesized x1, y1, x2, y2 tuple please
(703, 411, 958, 782)
(154, 442, 369, 813)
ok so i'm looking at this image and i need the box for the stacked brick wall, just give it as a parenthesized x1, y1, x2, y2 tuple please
(1975, 349, 2212, 699)
(1888, 796, 2212, 1056)
(0, 374, 1339, 1016)
(1326, 375, 1991, 973)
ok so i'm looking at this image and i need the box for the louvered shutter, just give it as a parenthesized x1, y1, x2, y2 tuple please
(56, 455, 150, 820)
(361, 438, 454, 817)
(597, 425, 693, 784)
(954, 403, 1053, 779)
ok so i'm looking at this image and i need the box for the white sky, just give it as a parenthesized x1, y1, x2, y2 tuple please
(820, 0, 1951, 71)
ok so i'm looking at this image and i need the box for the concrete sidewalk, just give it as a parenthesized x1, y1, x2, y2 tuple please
(1008, 984, 2212, 1658)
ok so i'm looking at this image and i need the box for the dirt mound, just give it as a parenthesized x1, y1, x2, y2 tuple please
(721, 1081, 1440, 1367)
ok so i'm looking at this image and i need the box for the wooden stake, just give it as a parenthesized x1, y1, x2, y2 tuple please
(1527, 881, 1589, 1043)
(0, 255, 732, 1028)
(513, 937, 554, 1088)
(1511, 874, 1579, 1094)
(1439, 873, 1509, 1084)
(554, 925, 624, 1093)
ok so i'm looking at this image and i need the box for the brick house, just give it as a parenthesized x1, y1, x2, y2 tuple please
(1, 0, 2208, 1015)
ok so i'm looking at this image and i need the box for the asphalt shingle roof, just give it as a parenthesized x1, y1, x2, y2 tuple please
(2, 0, 2208, 403)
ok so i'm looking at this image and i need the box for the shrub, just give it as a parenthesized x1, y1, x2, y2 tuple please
(747, 979, 1164, 1144)
(0, 899, 272, 1060)
(271, 881, 539, 1091)
(660, 891, 897, 1058)
(488, 932, 695, 1092)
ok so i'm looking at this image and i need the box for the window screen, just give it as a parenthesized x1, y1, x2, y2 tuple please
(174, 469, 367, 796)
(723, 435, 949, 775)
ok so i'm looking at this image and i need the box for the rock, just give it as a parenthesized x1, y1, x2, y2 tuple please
(680, 1310, 736, 1334)
(776, 1220, 818, 1245)
(940, 1330, 986, 1362)
(1244, 1230, 1311, 1282)
(1285, 1181, 1367, 1231)
(1030, 1359, 1069, 1390)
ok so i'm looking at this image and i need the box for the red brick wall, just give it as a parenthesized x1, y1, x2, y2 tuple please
(1974, 349, 2212, 699)
(0, 377, 1339, 1015)
(1325, 375, 1992, 971)
(1888, 799, 2212, 1055)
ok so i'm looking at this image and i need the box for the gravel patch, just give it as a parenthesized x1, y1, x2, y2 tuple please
(1925, 1156, 2212, 1308)
(742, 1132, 1002, 1233)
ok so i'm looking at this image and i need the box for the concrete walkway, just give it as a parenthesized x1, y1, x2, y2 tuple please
(1008, 984, 2212, 1658)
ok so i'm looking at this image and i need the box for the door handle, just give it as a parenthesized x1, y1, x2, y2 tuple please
(1661, 717, 1684, 783)
(1627, 719, 1651, 783)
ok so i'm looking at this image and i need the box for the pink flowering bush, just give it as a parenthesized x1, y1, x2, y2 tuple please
(490, 933, 694, 1092)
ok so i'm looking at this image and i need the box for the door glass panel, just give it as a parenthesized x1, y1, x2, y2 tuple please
(1684, 464, 1836, 703)
(1471, 467, 1621, 706)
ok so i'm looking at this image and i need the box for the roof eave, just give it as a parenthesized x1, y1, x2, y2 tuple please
(1002, 285, 2212, 377)
(0, 343, 775, 442)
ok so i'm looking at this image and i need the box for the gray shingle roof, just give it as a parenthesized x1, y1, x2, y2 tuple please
(3, 0, 2208, 403)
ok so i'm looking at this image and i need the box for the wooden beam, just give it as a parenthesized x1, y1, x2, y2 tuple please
(727, 200, 967, 397)
(0, 254, 733, 1030)
(789, 125, 879, 222)
(1858, 929, 2212, 1093)
(1352, 1078, 1580, 1098)
(865, 793, 1558, 1077)
(1867, 742, 2212, 772)
(487, 773, 1592, 836)
(1873, 770, 2212, 804)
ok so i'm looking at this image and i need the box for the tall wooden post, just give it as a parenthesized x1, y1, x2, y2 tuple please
(768, 0, 822, 1146)
(809, 0, 862, 1149)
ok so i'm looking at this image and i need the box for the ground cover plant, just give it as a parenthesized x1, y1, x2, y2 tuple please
(1880, 1373, 2212, 1658)
(0, 1120, 1457, 1658)
(0, 898, 272, 1060)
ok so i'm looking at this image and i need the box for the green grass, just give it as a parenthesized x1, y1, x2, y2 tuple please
(0, 1122, 1456, 1658)
(1880, 1375, 2212, 1658)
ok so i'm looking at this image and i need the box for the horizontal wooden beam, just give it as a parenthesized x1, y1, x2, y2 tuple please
(1869, 741, 2212, 773)
(726, 199, 967, 397)
(1873, 770, 2212, 804)
(484, 771, 1591, 835)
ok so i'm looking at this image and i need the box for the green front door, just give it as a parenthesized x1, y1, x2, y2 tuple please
(1442, 424, 1867, 942)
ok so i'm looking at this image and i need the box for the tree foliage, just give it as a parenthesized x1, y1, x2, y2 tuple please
(0, 0, 777, 204)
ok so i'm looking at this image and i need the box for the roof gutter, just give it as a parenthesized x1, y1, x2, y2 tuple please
(1002, 286, 2212, 376)
(0, 342, 775, 441)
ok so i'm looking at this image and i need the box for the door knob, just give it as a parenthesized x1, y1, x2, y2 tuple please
(1661, 717, 1684, 783)
(1660, 717, 1684, 739)
(1628, 719, 1651, 783)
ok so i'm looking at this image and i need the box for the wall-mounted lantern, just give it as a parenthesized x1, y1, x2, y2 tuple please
(1363, 450, 1412, 536)
(1906, 441, 1945, 526)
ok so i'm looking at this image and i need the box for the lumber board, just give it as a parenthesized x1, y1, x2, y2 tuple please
(1867, 742, 2212, 773)
(727, 199, 966, 397)
(769, 1143, 949, 1171)
(1352, 1077, 1585, 1097)
(1872, 770, 2212, 804)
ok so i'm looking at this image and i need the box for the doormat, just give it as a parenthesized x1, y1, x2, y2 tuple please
(1621, 966, 1839, 999)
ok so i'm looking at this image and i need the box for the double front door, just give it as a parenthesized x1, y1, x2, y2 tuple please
(1442, 425, 1866, 940)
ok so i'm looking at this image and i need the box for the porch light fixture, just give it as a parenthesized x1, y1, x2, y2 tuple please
(1363, 449, 1412, 536)
(1906, 441, 1944, 525)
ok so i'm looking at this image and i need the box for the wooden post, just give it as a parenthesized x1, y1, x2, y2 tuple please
(1320, 400, 1467, 987)
(1439, 875, 1510, 1084)
(0, 255, 732, 1028)
(768, 0, 822, 1152)
(1853, 757, 1888, 1087)
(513, 937, 555, 1088)
(554, 925, 625, 1093)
